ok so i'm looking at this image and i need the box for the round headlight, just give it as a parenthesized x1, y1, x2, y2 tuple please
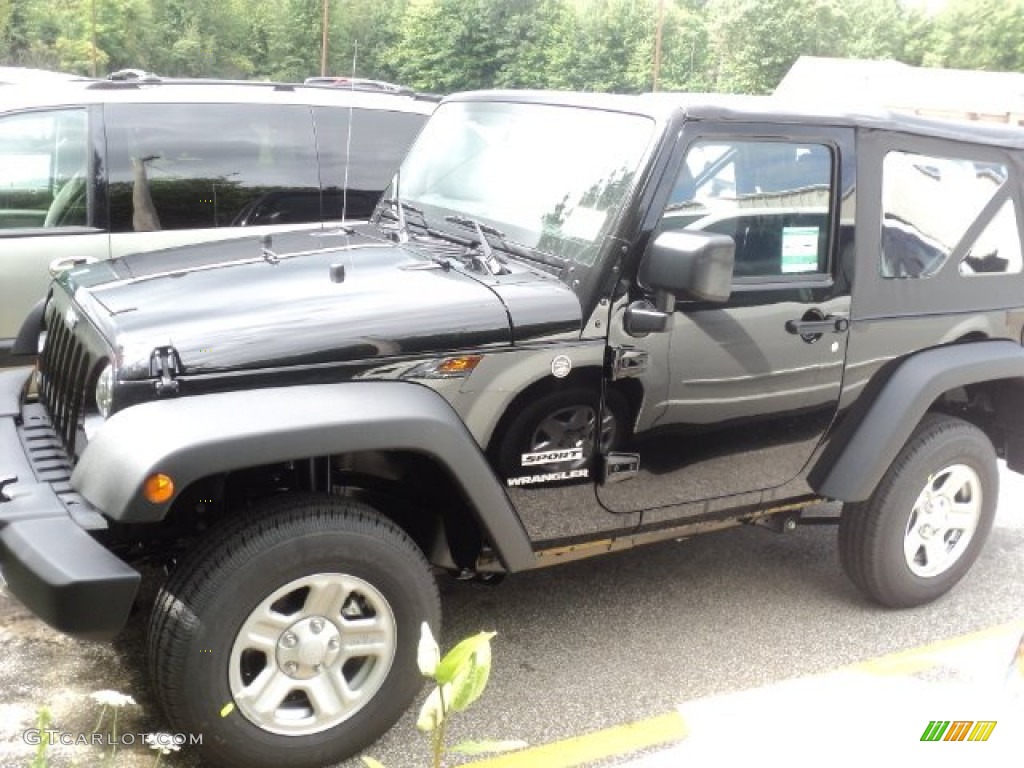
(95, 363, 114, 418)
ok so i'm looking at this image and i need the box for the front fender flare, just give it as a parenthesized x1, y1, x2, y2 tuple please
(72, 381, 535, 571)
(809, 340, 1024, 501)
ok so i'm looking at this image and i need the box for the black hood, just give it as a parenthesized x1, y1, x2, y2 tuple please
(62, 228, 582, 381)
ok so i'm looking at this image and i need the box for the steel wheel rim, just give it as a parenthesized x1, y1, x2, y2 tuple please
(530, 404, 616, 470)
(904, 464, 982, 578)
(228, 572, 397, 736)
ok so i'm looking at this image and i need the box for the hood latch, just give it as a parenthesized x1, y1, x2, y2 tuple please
(150, 346, 181, 395)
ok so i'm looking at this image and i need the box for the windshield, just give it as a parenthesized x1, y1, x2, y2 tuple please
(396, 100, 655, 266)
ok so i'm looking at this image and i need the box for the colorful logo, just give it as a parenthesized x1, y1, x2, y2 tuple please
(920, 721, 997, 742)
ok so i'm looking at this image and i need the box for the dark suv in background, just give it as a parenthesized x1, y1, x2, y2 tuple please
(0, 77, 435, 362)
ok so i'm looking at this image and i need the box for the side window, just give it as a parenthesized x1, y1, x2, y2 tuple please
(105, 103, 319, 232)
(0, 109, 90, 229)
(315, 107, 426, 220)
(881, 151, 1017, 277)
(963, 198, 1022, 275)
(662, 139, 834, 279)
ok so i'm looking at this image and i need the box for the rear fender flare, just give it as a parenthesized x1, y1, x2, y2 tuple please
(809, 340, 1024, 501)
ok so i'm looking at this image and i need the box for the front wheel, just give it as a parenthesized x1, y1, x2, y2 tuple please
(839, 413, 998, 608)
(148, 495, 440, 768)
(496, 388, 627, 478)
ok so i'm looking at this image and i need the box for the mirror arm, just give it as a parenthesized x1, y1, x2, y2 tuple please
(653, 289, 676, 313)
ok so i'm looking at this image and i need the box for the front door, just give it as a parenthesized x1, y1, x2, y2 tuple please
(599, 124, 856, 517)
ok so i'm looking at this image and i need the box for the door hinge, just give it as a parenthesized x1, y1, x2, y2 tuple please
(612, 347, 649, 380)
(603, 452, 639, 484)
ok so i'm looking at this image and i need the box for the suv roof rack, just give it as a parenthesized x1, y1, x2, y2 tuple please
(87, 75, 441, 100)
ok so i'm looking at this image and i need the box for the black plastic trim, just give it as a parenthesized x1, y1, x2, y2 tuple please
(10, 299, 44, 356)
(72, 381, 536, 571)
(810, 340, 1024, 501)
(0, 373, 140, 640)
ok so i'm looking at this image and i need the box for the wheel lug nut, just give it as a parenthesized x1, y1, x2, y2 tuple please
(327, 637, 339, 651)
(280, 632, 297, 648)
(284, 661, 298, 676)
(310, 618, 325, 634)
(313, 663, 323, 672)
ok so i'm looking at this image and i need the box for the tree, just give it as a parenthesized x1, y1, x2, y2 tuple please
(707, 0, 854, 93)
(925, 0, 1024, 72)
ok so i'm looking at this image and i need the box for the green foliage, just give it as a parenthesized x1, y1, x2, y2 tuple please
(30, 707, 51, 768)
(367, 623, 524, 768)
(924, 0, 1024, 72)
(0, 0, 1022, 94)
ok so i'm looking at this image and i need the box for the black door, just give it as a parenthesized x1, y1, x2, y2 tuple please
(599, 125, 856, 517)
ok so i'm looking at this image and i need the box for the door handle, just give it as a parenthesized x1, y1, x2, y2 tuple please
(48, 255, 98, 277)
(785, 316, 849, 336)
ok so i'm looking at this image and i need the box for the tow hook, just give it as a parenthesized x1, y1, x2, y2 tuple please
(0, 475, 17, 502)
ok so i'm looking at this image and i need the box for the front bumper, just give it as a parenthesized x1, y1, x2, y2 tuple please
(0, 367, 139, 640)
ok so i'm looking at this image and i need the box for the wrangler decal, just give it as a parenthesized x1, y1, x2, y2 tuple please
(507, 469, 589, 486)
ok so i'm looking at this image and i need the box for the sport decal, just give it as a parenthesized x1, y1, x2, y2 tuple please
(521, 448, 584, 466)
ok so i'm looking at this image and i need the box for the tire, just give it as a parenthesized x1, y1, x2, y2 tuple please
(839, 413, 998, 608)
(148, 494, 440, 768)
(496, 388, 627, 478)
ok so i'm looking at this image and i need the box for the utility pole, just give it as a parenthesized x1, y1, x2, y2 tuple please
(321, 0, 330, 77)
(653, 0, 665, 92)
(91, 0, 98, 77)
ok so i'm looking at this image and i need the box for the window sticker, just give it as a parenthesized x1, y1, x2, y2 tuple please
(781, 226, 820, 273)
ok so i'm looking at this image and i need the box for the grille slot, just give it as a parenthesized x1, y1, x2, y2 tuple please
(38, 302, 93, 456)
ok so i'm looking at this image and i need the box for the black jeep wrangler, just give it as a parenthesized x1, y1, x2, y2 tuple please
(3, 90, 1024, 767)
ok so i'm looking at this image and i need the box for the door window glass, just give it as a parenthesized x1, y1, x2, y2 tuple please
(0, 109, 89, 229)
(662, 140, 834, 278)
(315, 107, 427, 220)
(105, 103, 319, 232)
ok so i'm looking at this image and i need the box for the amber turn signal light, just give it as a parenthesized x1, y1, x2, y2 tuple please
(144, 473, 175, 504)
(435, 355, 483, 375)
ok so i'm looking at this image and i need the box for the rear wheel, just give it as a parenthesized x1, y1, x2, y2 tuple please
(148, 494, 440, 768)
(839, 413, 998, 608)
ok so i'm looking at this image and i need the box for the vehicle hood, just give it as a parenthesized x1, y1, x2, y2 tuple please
(62, 229, 582, 380)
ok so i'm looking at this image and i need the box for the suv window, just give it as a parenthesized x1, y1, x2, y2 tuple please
(0, 108, 90, 229)
(315, 107, 426, 220)
(662, 140, 834, 279)
(881, 150, 1016, 278)
(105, 103, 320, 232)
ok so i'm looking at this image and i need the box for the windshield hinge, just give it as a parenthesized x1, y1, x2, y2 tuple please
(150, 346, 181, 395)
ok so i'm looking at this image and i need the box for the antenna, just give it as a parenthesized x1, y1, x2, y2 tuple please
(340, 40, 357, 226)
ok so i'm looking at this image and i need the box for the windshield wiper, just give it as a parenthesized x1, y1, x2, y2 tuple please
(444, 215, 509, 275)
(376, 197, 427, 243)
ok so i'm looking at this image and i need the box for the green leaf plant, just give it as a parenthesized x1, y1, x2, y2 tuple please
(364, 623, 527, 768)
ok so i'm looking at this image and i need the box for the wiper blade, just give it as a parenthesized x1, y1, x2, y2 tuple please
(444, 215, 508, 275)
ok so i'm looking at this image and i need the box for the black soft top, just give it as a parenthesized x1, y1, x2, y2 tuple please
(446, 89, 1024, 150)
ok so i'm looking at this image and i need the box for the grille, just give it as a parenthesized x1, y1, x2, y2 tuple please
(38, 302, 93, 456)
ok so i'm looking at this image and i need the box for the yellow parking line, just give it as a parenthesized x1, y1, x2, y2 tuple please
(460, 712, 688, 768)
(464, 619, 1023, 768)
(851, 618, 1024, 676)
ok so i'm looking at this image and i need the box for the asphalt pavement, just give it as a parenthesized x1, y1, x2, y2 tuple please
(1, 466, 1021, 768)
(447, 465, 1024, 768)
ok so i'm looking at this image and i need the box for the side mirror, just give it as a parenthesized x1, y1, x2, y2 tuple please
(640, 230, 735, 303)
(625, 230, 735, 337)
